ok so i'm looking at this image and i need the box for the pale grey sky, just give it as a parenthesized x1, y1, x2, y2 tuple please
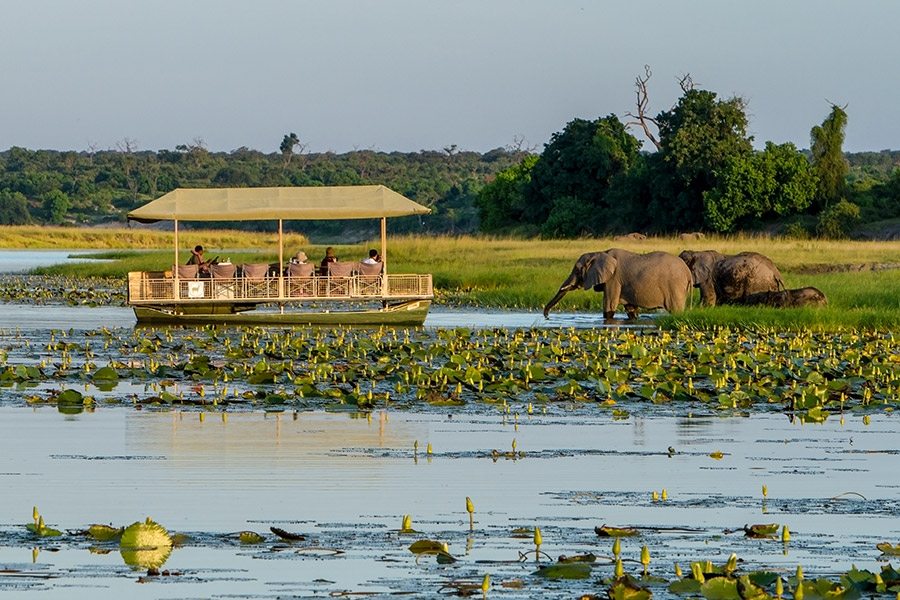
(2, 0, 897, 155)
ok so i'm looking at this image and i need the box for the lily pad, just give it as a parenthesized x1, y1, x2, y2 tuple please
(88, 524, 124, 541)
(595, 525, 640, 537)
(532, 562, 593, 579)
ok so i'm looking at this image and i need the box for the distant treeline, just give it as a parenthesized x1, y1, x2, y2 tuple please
(1, 96, 899, 240)
(0, 142, 524, 239)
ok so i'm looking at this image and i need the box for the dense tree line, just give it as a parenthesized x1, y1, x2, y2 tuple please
(0, 142, 524, 238)
(2, 75, 899, 239)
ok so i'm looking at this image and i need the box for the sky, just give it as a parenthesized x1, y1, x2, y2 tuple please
(2, 0, 898, 156)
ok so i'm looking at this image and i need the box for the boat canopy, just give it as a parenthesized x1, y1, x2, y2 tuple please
(127, 185, 430, 223)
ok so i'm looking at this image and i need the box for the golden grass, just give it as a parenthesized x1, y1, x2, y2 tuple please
(0, 225, 308, 251)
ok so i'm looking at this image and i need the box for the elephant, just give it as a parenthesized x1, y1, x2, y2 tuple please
(543, 248, 693, 320)
(733, 287, 827, 308)
(679, 250, 784, 306)
(613, 232, 647, 242)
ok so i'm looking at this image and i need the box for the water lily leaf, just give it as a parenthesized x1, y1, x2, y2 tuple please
(88, 524, 124, 541)
(270, 526, 305, 541)
(120, 518, 172, 549)
(56, 389, 85, 405)
(814, 577, 859, 600)
(435, 550, 457, 564)
(26, 522, 63, 537)
(669, 578, 702, 595)
(247, 371, 276, 384)
(92, 366, 119, 381)
(595, 525, 640, 537)
(239, 531, 265, 544)
(701, 577, 740, 600)
(732, 575, 770, 600)
(744, 523, 779, 537)
(408, 540, 446, 554)
(533, 563, 593, 579)
(558, 553, 597, 563)
(609, 576, 652, 600)
(119, 518, 173, 569)
(877, 542, 900, 555)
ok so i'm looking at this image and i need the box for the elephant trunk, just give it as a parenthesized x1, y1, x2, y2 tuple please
(543, 287, 570, 318)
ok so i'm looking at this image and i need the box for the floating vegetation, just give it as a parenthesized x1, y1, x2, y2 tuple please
(2, 325, 900, 418)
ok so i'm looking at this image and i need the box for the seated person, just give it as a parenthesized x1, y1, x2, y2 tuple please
(320, 246, 337, 275)
(187, 245, 215, 273)
(362, 249, 381, 264)
(290, 250, 308, 264)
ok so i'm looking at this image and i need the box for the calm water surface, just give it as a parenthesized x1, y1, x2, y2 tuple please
(1, 408, 897, 598)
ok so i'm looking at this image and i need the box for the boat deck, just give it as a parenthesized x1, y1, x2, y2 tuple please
(127, 270, 433, 306)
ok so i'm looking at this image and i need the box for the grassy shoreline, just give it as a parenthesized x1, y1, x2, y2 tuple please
(6, 226, 900, 331)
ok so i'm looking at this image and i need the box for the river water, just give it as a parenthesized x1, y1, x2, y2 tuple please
(0, 250, 898, 598)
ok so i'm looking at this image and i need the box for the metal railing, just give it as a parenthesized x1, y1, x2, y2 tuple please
(127, 271, 433, 304)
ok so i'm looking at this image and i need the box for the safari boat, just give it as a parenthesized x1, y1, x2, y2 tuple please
(125, 186, 433, 325)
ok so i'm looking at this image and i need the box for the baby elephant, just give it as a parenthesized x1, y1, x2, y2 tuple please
(734, 287, 827, 308)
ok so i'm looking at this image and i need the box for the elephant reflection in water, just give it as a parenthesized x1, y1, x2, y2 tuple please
(543, 248, 693, 320)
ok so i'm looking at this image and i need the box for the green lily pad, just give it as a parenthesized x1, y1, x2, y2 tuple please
(701, 577, 740, 600)
(92, 366, 119, 381)
(595, 525, 640, 537)
(239, 531, 265, 544)
(408, 540, 446, 554)
(119, 518, 173, 569)
(533, 563, 593, 579)
(88, 524, 124, 541)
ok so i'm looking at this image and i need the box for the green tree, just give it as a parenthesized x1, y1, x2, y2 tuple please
(42, 189, 70, 224)
(474, 154, 538, 233)
(810, 104, 849, 208)
(0, 189, 32, 224)
(522, 115, 641, 236)
(280, 132, 300, 167)
(702, 142, 817, 232)
(646, 89, 753, 231)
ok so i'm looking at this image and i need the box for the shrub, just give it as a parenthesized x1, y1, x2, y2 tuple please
(816, 199, 860, 239)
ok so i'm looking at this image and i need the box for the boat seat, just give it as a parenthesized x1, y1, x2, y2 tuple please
(326, 262, 357, 296)
(241, 263, 269, 279)
(208, 263, 237, 299)
(176, 264, 199, 279)
(287, 262, 315, 296)
(358, 262, 383, 276)
(241, 263, 274, 298)
(357, 261, 383, 295)
(209, 263, 237, 278)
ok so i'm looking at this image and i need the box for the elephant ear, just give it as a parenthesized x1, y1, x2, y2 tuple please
(584, 253, 616, 290)
(690, 256, 714, 286)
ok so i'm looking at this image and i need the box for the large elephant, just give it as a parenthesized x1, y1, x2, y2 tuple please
(543, 248, 693, 320)
(678, 250, 784, 306)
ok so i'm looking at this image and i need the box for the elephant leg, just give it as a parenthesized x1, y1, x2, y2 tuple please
(624, 304, 639, 319)
(603, 311, 616, 320)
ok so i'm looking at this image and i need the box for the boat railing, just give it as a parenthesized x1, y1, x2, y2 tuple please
(127, 270, 433, 304)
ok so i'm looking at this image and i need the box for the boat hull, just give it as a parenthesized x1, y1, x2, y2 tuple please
(133, 300, 431, 326)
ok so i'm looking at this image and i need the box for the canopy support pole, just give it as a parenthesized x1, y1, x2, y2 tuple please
(174, 220, 180, 300)
(380, 216, 387, 297)
(278, 219, 284, 299)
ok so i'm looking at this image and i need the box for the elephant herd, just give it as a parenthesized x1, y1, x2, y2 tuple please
(543, 248, 827, 320)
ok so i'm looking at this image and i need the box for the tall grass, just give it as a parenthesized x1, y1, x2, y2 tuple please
(8, 227, 900, 330)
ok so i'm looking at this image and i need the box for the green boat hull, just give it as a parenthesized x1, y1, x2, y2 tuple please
(132, 300, 431, 326)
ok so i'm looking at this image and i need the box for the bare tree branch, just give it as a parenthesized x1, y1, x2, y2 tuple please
(624, 65, 662, 150)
